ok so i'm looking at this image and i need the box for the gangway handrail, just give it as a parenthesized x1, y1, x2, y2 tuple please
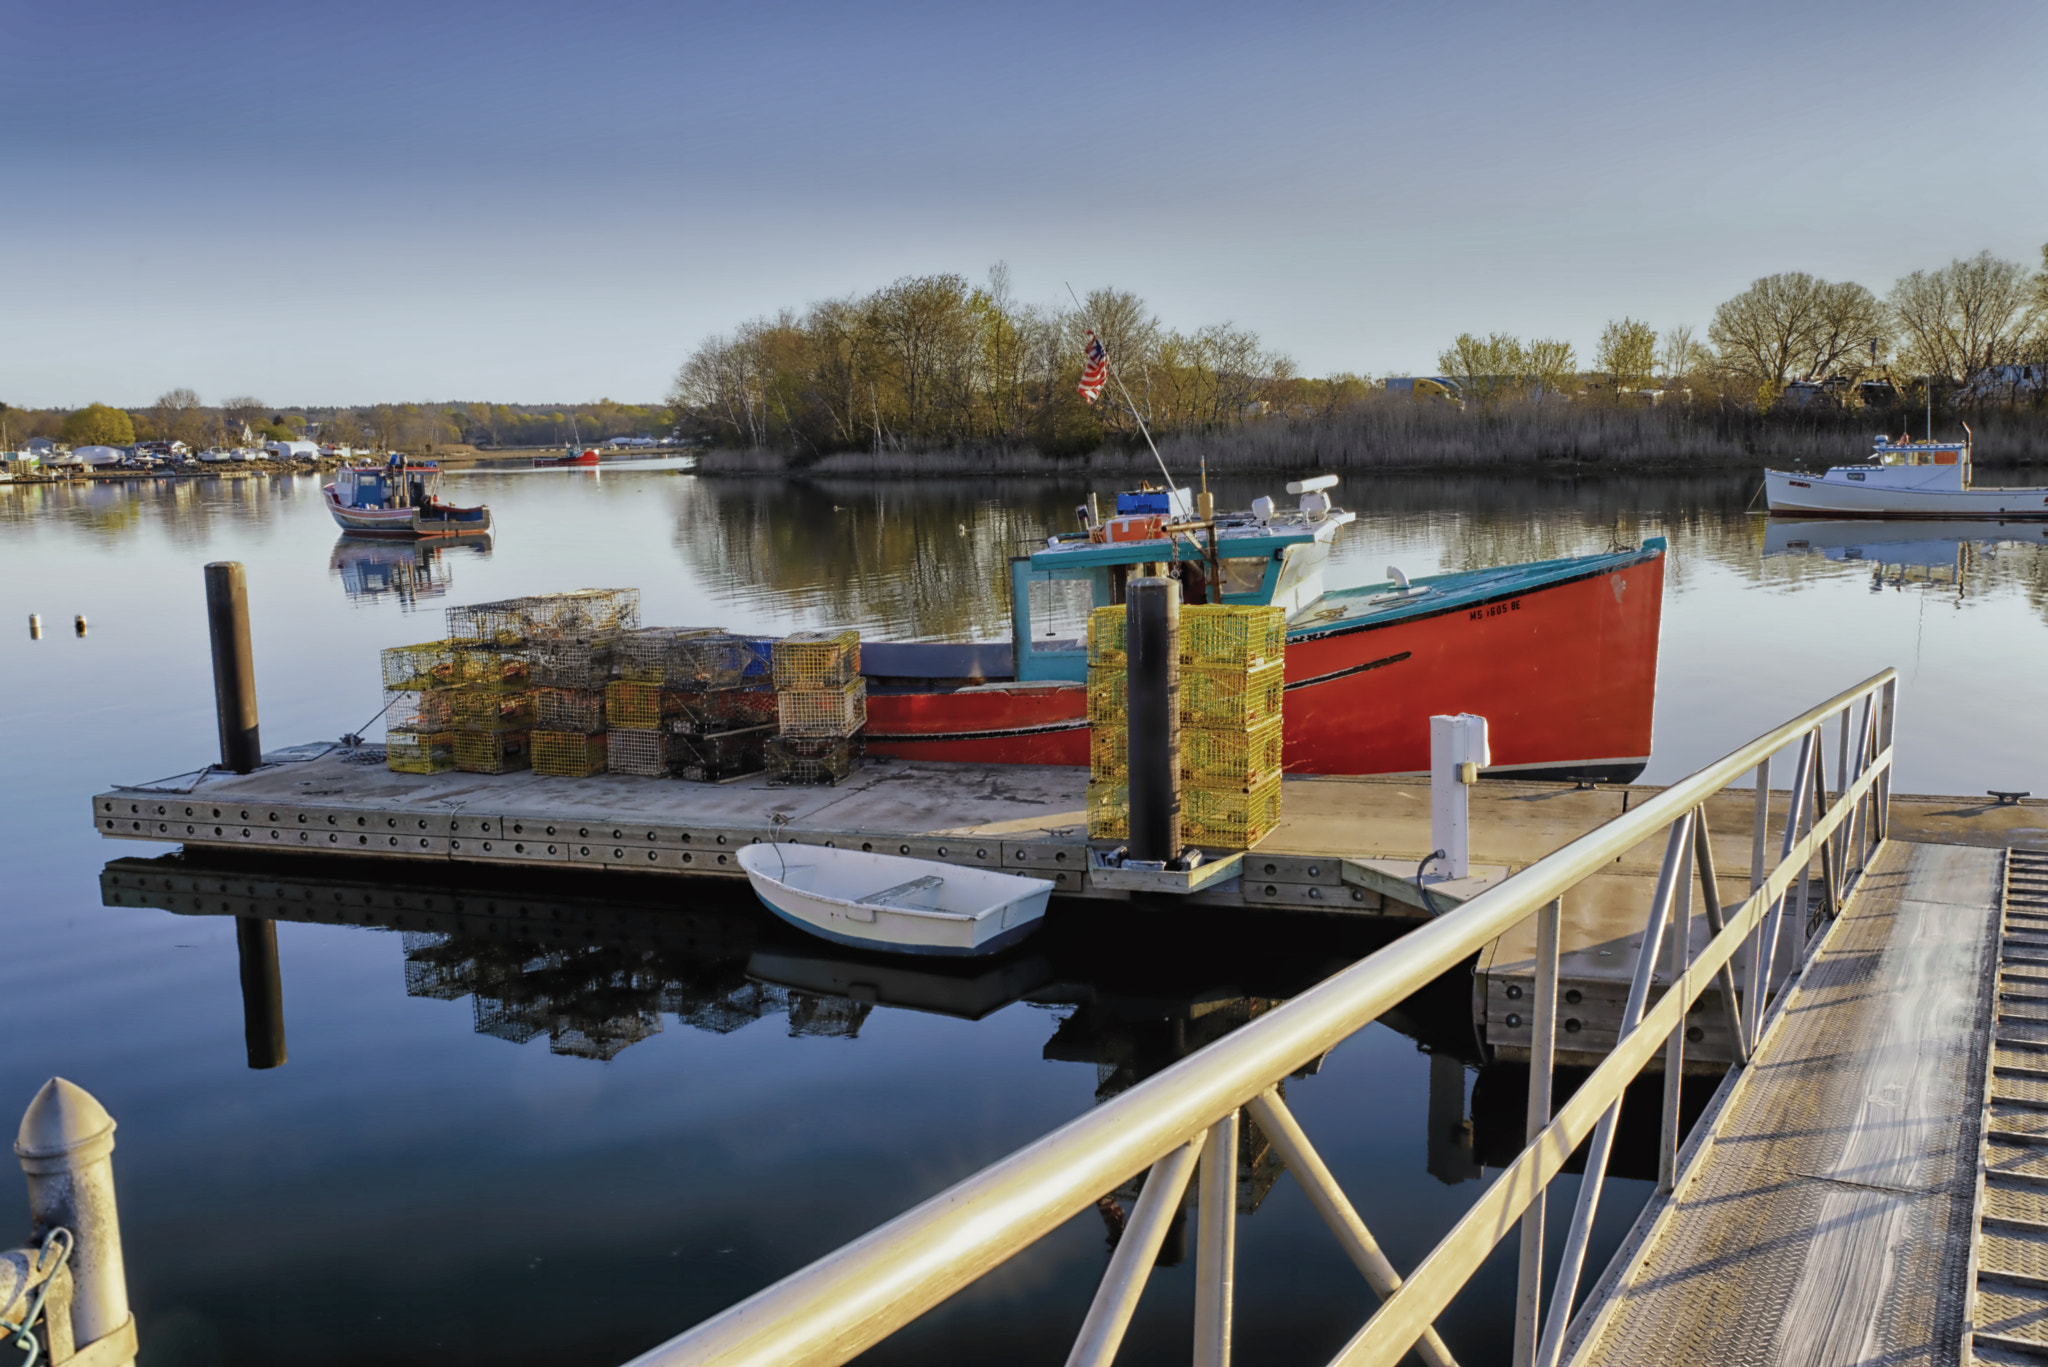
(627, 669, 1899, 1367)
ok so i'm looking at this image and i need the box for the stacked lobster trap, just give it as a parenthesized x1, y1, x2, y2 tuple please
(379, 589, 874, 788)
(1177, 605, 1287, 848)
(1084, 603, 1286, 848)
(768, 629, 864, 785)
(603, 627, 779, 781)
(381, 589, 639, 776)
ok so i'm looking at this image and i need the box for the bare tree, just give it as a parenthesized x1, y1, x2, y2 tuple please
(151, 387, 204, 446)
(1658, 324, 1711, 383)
(1708, 273, 1829, 384)
(1801, 280, 1889, 380)
(1889, 251, 2036, 380)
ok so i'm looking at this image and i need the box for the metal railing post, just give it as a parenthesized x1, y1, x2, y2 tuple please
(1513, 897, 1561, 1367)
(1194, 1112, 1238, 1367)
(1690, 811, 1750, 1066)
(1809, 738, 1837, 927)
(1245, 1093, 1459, 1367)
(1877, 678, 1897, 838)
(1744, 755, 1770, 1038)
(1065, 1143, 1201, 1367)
(1752, 731, 1817, 1023)
(1843, 713, 1859, 881)
(1659, 816, 1697, 1194)
(15, 1079, 136, 1367)
(1534, 812, 1692, 1367)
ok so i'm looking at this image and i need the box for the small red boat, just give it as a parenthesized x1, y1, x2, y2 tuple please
(322, 461, 492, 539)
(858, 478, 1665, 783)
(535, 448, 600, 468)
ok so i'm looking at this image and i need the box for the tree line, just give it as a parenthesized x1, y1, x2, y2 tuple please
(0, 395, 672, 452)
(1441, 243, 2048, 412)
(668, 264, 1366, 459)
(677, 244, 2048, 457)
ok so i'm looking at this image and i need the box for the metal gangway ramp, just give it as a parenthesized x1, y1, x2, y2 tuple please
(1563, 840, 2002, 1367)
(617, 672, 1919, 1367)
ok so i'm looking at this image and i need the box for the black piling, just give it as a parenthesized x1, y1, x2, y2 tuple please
(1125, 576, 1181, 862)
(235, 917, 287, 1070)
(203, 561, 262, 773)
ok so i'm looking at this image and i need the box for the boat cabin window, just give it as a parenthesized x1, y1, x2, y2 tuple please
(1026, 576, 1093, 650)
(1220, 557, 1269, 596)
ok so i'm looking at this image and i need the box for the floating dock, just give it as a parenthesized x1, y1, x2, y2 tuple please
(89, 744, 2048, 1071)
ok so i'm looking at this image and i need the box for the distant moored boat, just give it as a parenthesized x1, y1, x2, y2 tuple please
(1765, 431, 2048, 518)
(323, 460, 492, 538)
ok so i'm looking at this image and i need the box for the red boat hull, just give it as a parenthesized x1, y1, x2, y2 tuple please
(865, 549, 1664, 780)
(536, 450, 601, 468)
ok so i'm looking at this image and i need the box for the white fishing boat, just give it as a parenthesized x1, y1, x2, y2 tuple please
(737, 843, 1052, 957)
(1764, 432, 2048, 519)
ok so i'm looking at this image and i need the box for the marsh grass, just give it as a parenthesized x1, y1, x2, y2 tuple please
(696, 397, 2048, 478)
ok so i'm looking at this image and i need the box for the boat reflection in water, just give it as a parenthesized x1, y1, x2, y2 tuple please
(329, 533, 492, 609)
(1763, 517, 2048, 595)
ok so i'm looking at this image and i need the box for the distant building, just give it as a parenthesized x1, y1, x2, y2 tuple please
(1954, 365, 2048, 405)
(1384, 377, 1461, 401)
(24, 437, 56, 455)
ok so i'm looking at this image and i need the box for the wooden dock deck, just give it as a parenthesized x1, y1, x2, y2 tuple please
(1564, 840, 2004, 1367)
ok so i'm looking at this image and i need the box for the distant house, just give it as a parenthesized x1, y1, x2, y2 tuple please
(1955, 365, 2048, 404)
(24, 437, 56, 456)
(1384, 377, 1462, 402)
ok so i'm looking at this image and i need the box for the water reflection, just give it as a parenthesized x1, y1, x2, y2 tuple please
(330, 534, 492, 610)
(98, 850, 1489, 1197)
(666, 477, 1079, 642)
(1762, 517, 2048, 596)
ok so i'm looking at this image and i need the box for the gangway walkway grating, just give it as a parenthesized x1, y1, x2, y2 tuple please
(1565, 840, 2002, 1367)
(1970, 847, 2048, 1364)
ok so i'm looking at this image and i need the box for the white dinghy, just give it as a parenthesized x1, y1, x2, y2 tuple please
(737, 843, 1053, 957)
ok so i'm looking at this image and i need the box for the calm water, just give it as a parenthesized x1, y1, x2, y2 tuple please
(5, 462, 2046, 1367)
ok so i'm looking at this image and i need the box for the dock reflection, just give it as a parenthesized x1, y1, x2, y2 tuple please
(101, 851, 1515, 1198)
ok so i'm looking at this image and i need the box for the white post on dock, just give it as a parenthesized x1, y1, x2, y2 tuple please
(1430, 714, 1490, 880)
(15, 1079, 136, 1367)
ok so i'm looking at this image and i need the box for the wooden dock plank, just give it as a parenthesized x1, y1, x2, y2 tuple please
(1567, 841, 2001, 1367)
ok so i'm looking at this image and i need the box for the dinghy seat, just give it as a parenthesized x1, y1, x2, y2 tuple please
(857, 874, 945, 909)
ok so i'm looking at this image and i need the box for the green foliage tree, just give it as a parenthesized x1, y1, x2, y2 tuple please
(1437, 332, 1525, 409)
(59, 403, 135, 446)
(1596, 318, 1658, 395)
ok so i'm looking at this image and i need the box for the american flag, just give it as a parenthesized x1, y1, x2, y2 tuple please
(1077, 330, 1109, 404)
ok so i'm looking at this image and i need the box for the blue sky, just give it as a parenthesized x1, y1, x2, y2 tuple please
(5, 0, 2045, 407)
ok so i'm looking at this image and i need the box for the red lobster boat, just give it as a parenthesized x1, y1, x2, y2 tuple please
(859, 478, 1664, 783)
(322, 461, 492, 539)
(536, 447, 601, 468)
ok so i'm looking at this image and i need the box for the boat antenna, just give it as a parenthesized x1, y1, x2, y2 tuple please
(1066, 283, 1179, 500)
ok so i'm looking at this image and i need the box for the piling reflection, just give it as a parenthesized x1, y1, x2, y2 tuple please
(330, 534, 491, 610)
